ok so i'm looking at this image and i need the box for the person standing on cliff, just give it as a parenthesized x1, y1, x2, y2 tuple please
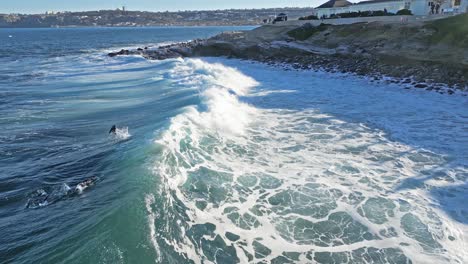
(435, 3, 440, 14)
(430, 2, 435, 14)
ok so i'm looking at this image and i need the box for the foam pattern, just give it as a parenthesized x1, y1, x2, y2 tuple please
(148, 59, 467, 264)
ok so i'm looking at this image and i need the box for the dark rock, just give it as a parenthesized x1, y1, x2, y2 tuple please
(103, 30, 465, 94)
(108, 49, 130, 57)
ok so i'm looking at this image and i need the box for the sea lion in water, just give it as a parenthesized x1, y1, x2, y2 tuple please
(75, 177, 98, 194)
(26, 177, 98, 208)
(26, 183, 72, 209)
(109, 125, 116, 134)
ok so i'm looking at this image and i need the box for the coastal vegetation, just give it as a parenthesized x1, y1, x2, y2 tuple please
(424, 13, 468, 47)
(108, 14, 467, 91)
(287, 23, 329, 40)
(299, 9, 413, 20)
(299, 15, 319, 20)
(328, 9, 413, 19)
(396, 9, 413, 15)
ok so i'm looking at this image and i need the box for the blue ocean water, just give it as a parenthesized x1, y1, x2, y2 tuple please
(0, 27, 467, 264)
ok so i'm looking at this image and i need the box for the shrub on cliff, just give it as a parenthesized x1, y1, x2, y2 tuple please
(329, 10, 396, 19)
(396, 9, 413, 15)
(287, 23, 329, 41)
(424, 13, 468, 47)
(299, 15, 319, 20)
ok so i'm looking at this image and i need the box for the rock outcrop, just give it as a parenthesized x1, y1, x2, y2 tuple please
(108, 14, 468, 91)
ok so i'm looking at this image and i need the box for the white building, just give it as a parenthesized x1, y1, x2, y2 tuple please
(410, 0, 468, 14)
(313, 0, 468, 17)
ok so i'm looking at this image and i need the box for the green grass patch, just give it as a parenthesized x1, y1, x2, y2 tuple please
(424, 13, 468, 47)
(287, 23, 330, 41)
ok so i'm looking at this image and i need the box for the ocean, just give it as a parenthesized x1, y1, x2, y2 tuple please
(0, 27, 467, 264)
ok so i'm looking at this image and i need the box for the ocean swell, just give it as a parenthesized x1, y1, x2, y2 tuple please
(148, 59, 467, 263)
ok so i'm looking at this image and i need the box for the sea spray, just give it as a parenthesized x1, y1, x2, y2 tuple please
(150, 58, 467, 263)
(2, 26, 466, 263)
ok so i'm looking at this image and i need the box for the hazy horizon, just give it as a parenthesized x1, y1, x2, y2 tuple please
(0, 6, 315, 15)
(0, 0, 323, 14)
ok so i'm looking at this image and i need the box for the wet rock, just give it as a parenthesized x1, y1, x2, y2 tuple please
(108, 49, 130, 57)
(102, 30, 466, 94)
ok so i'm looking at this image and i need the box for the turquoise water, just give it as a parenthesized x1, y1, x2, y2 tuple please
(0, 27, 467, 263)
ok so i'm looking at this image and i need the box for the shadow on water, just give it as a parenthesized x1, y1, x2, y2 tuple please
(395, 166, 468, 224)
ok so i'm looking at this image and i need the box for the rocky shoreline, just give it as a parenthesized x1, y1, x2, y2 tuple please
(108, 17, 468, 95)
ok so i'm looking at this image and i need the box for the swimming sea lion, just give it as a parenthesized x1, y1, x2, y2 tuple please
(109, 125, 116, 134)
(75, 177, 98, 194)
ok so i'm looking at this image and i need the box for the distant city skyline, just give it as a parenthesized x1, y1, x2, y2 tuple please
(0, 0, 327, 14)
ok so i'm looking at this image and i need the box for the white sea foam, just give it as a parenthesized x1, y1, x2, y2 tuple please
(248, 89, 296, 97)
(114, 127, 131, 141)
(165, 59, 259, 137)
(150, 58, 468, 264)
(145, 194, 162, 262)
(99, 41, 176, 54)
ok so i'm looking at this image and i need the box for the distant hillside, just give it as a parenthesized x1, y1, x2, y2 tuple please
(0, 8, 314, 28)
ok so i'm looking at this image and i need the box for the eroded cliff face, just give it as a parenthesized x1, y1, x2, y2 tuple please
(208, 15, 467, 88)
(296, 18, 468, 66)
(108, 14, 468, 90)
(199, 14, 468, 66)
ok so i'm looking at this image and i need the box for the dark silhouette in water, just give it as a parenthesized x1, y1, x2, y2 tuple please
(26, 177, 98, 209)
(109, 125, 116, 134)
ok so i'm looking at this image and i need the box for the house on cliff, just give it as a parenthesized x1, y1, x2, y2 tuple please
(313, 0, 468, 17)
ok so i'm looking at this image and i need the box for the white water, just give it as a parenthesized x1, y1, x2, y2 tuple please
(114, 127, 132, 141)
(150, 58, 467, 263)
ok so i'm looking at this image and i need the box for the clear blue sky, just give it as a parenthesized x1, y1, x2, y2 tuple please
(1, 0, 324, 14)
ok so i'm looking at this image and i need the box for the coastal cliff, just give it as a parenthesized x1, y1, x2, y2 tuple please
(109, 14, 468, 92)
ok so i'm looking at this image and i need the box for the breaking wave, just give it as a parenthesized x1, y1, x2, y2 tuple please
(147, 59, 467, 263)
